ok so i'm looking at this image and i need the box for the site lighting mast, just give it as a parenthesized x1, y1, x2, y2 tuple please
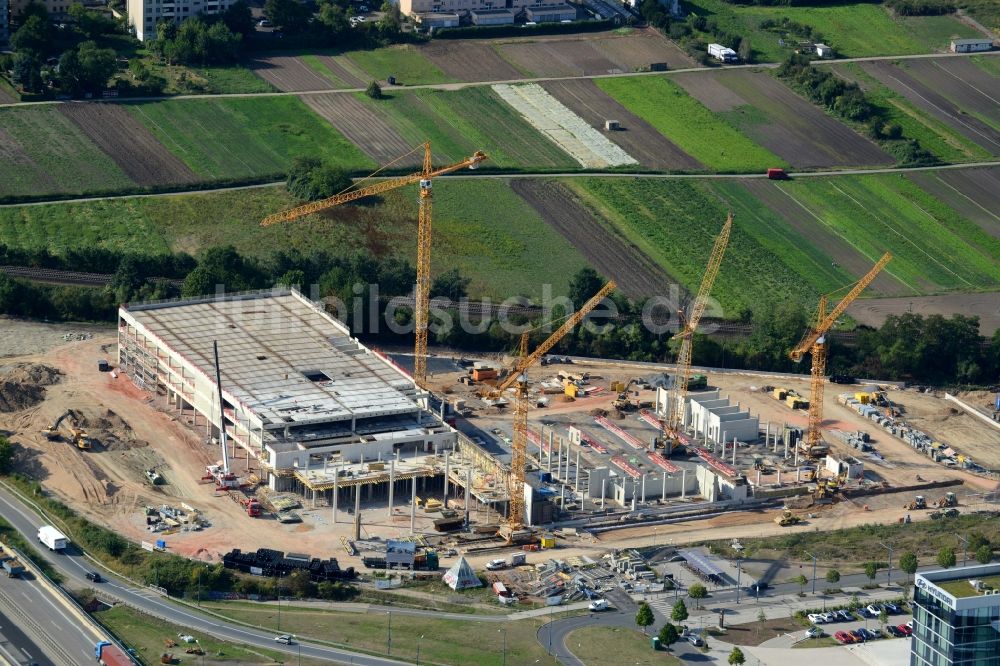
(484, 281, 617, 542)
(789, 252, 892, 451)
(261, 142, 488, 389)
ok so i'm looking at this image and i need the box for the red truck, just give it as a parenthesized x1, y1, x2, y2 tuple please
(766, 168, 788, 180)
(96, 640, 135, 666)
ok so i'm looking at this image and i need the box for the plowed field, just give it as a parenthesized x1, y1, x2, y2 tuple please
(512, 179, 669, 298)
(0, 88, 15, 104)
(861, 60, 1000, 155)
(542, 79, 701, 170)
(674, 70, 892, 168)
(249, 54, 340, 92)
(57, 103, 198, 187)
(300, 93, 419, 167)
(421, 41, 524, 82)
(848, 292, 1000, 335)
(906, 167, 1000, 239)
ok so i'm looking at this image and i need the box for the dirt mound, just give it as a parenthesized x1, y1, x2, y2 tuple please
(0, 363, 63, 412)
(70, 409, 149, 451)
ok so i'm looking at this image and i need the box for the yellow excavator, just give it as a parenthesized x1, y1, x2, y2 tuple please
(41, 411, 92, 450)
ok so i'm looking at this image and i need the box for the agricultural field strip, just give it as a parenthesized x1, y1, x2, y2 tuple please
(492, 84, 637, 168)
(932, 174, 1000, 224)
(925, 59, 1000, 129)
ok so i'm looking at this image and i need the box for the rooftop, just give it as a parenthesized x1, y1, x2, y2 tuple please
(952, 37, 993, 44)
(124, 289, 418, 428)
(936, 575, 1000, 599)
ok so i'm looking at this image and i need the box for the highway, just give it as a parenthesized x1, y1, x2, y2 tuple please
(0, 487, 409, 666)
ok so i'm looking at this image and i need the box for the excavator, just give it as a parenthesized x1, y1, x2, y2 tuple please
(482, 281, 617, 543)
(612, 379, 639, 412)
(41, 410, 92, 450)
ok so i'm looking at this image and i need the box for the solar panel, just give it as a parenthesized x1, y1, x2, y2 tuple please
(678, 549, 724, 579)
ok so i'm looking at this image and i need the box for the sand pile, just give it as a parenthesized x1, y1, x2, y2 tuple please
(72, 409, 149, 451)
(0, 363, 62, 412)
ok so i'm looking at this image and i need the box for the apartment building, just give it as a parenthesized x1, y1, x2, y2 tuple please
(127, 0, 232, 41)
(400, 0, 575, 25)
(9, 0, 78, 19)
(0, 0, 8, 42)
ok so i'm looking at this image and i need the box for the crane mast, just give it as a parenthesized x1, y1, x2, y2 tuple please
(261, 143, 488, 389)
(489, 281, 617, 541)
(669, 213, 733, 431)
(790, 252, 892, 448)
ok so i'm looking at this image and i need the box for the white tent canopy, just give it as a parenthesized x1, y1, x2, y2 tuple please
(442, 556, 482, 590)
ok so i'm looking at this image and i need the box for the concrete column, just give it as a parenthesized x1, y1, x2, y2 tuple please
(354, 484, 361, 541)
(388, 460, 395, 521)
(732, 437, 737, 466)
(443, 450, 450, 506)
(681, 468, 687, 499)
(410, 477, 416, 534)
(601, 478, 606, 508)
(783, 436, 789, 459)
(756, 469, 761, 486)
(332, 466, 339, 524)
(641, 474, 646, 503)
(796, 467, 801, 483)
(777, 468, 782, 485)
(794, 444, 799, 467)
(574, 451, 581, 496)
(662, 474, 667, 501)
(547, 431, 553, 467)
(563, 439, 570, 482)
(465, 467, 472, 527)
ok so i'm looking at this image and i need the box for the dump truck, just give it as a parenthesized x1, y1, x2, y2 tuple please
(96, 641, 134, 666)
(774, 509, 800, 526)
(0, 544, 24, 578)
(38, 525, 68, 551)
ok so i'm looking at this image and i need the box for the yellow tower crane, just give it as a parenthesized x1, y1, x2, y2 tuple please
(261, 143, 488, 388)
(484, 281, 617, 542)
(668, 212, 733, 435)
(789, 252, 892, 452)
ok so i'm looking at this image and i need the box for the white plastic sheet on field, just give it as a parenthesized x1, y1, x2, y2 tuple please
(492, 83, 637, 168)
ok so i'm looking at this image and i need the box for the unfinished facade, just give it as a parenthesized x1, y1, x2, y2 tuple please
(117, 289, 456, 494)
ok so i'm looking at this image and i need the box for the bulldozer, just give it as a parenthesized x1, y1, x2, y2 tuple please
(904, 495, 927, 510)
(934, 492, 957, 508)
(774, 509, 801, 527)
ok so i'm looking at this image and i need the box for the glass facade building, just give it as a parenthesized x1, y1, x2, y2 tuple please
(912, 564, 1000, 666)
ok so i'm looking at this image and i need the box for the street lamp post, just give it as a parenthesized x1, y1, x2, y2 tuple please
(879, 541, 893, 587)
(387, 610, 392, 655)
(958, 535, 970, 567)
(499, 626, 507, 666)
(804, 551, 818, 595)
(416, 634, 424, 666)
(275, 577, 281, 632)
(736, 557, 742, 605)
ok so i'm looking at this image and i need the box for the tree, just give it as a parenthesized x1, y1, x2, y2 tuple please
(59, 41, 117, 95)
(671, 598, 688, 623)
(976, 544, 993, 565)
(568, 267, 605, 308)
(0, 436, 14, 474)
(366, 80, 383, 99)
(68, 3, 118, 40)
(729, 646, 746, 665)
(11, 14, 52, 54)
(286, 157, 353, 202)
(11, 53, 43, 93)
(431, 268, 470, 302)
(287, 569, 314, 598)
(795, 574, 808, 594)
(899, 552, 919, 581)
(264, 0, 311, 32)
(658, 623, 679, 649)
(878, 608, 889, 632)
(737, 37, 751, 63)
(864, 561, 879, 583)
(223, 0, 256, 35)
(755, 609, 766, 638)
(825, 569, 841, 585)
(937, 547, 956, 569)
(635, 601, 654, 634)
(848, 593, 861, 612)
(688, 583, 707, 608)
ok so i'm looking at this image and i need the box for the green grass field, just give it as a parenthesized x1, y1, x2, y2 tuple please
(93, 605, 298, 665)
(126, 96, 374, 179)
(0, 106, 135, 197)
(566, 178, 820, 312)
(570, 626, 684, 664)
(346, 44, 456, 85)
(203, 599, 555, 666)
(298, 54, 353, 88)
(829, 63, 990, 164)
(0, 180, 587, 300)
(362, 87, 578, 170)
(595, 76, 785, 172)
(778, 174, 1000, 292)
(972, 55, 1000, 78)
(683, 0, 978, 61)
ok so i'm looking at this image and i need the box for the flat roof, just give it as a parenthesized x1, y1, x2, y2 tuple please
(937, 575, 1000, 599)
(124, 289, 418, 428)
(952, 38, 993, 44)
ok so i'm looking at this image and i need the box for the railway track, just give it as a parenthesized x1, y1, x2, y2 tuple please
(0, 265, 184, 288)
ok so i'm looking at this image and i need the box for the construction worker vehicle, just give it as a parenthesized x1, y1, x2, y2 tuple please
(774, 509, 801, 526)
(904, 495, 927, 510)
(611, 379, 639, 412)
(41, 411, 93, 449)
(227, 490, 261, 517)
(934, 492, 957, 508)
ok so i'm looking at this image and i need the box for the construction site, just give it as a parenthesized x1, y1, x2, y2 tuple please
(1, 148, 999, 601)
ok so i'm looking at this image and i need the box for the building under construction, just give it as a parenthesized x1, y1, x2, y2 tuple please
(116, 288, 510, 511)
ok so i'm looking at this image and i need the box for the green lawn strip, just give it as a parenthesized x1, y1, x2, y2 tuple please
(595, 76, 785, 172)
(361, 87, 577, 169)
(0, 106, 135, 197)
(794, 636, 842, 648)
(565, 178, 816, 313)
(0, 77, 19, 101)
(709, 180, 853, 295)
(570, 625, 683, 664)
(346, 44, 456, 85)
(971, 55, 1000, 78)
(781, 175, 1000, 291)
(202, 600, 553, 666)
(831, 63, 988, 163)
(93, 605, 294, 665)
(125, 96, 374, 180)
(193, 64, 279, 94)
(299, 54, 350, 89)
(684, 0, 974, 60)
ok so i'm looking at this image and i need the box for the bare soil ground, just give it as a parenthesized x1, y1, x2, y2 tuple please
(57, 103, 198, 187)
(905, 166, 1000, 239)
(861, 60, 1000, 155)
(511, 179, 670, 298)
(0, 89, 15, 104)
(541, 79, 702, 170)
(888, 388, 1000, 469)
(905, 58, 999, 127)
(0, 126, 59, 195)
(421, 41, 524, 83)
(300, 93, 419, 167)
(315, 55, 366, 88)
(681, 70, 892, 168)
(0, 317, 110, 357)
(496, 30, 694, 78)
(847, 291, 1000, 335)
(248, 55, 340, 92)
(737, 180, 910, 296)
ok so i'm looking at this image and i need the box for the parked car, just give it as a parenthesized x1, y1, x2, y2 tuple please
(486, 559, 507, 571)
(274, 635, 294, 645)
(847, 630, 864, 642)
(822, 612, 837, 623)
(258, 18, 272, 26)
(838, 609, 854, 621)
(906, 620, 914, 629)
(897, 624, 913, 636)
(866, 604, 882, 616)
(806, 626, 823, 638)
(870, 628, 883, 639)
(885, 626, 902, 637)
(808, 613, 826, 624)
(588, 599, 609, 612)
(85, 571, 102, 583)
(834, 631, 852, 644)
(746, 583, 769, 594)
(885, 602, 901, 614)
(686, 634, 704, 647)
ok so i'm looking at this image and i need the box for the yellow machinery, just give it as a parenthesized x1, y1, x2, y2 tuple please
(485, 281, 616, 542)
(774, 509, 800, 526)
(789, 252, 892, 453)
(668, 213, 733, 433)
(261, 143, 488, 388)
